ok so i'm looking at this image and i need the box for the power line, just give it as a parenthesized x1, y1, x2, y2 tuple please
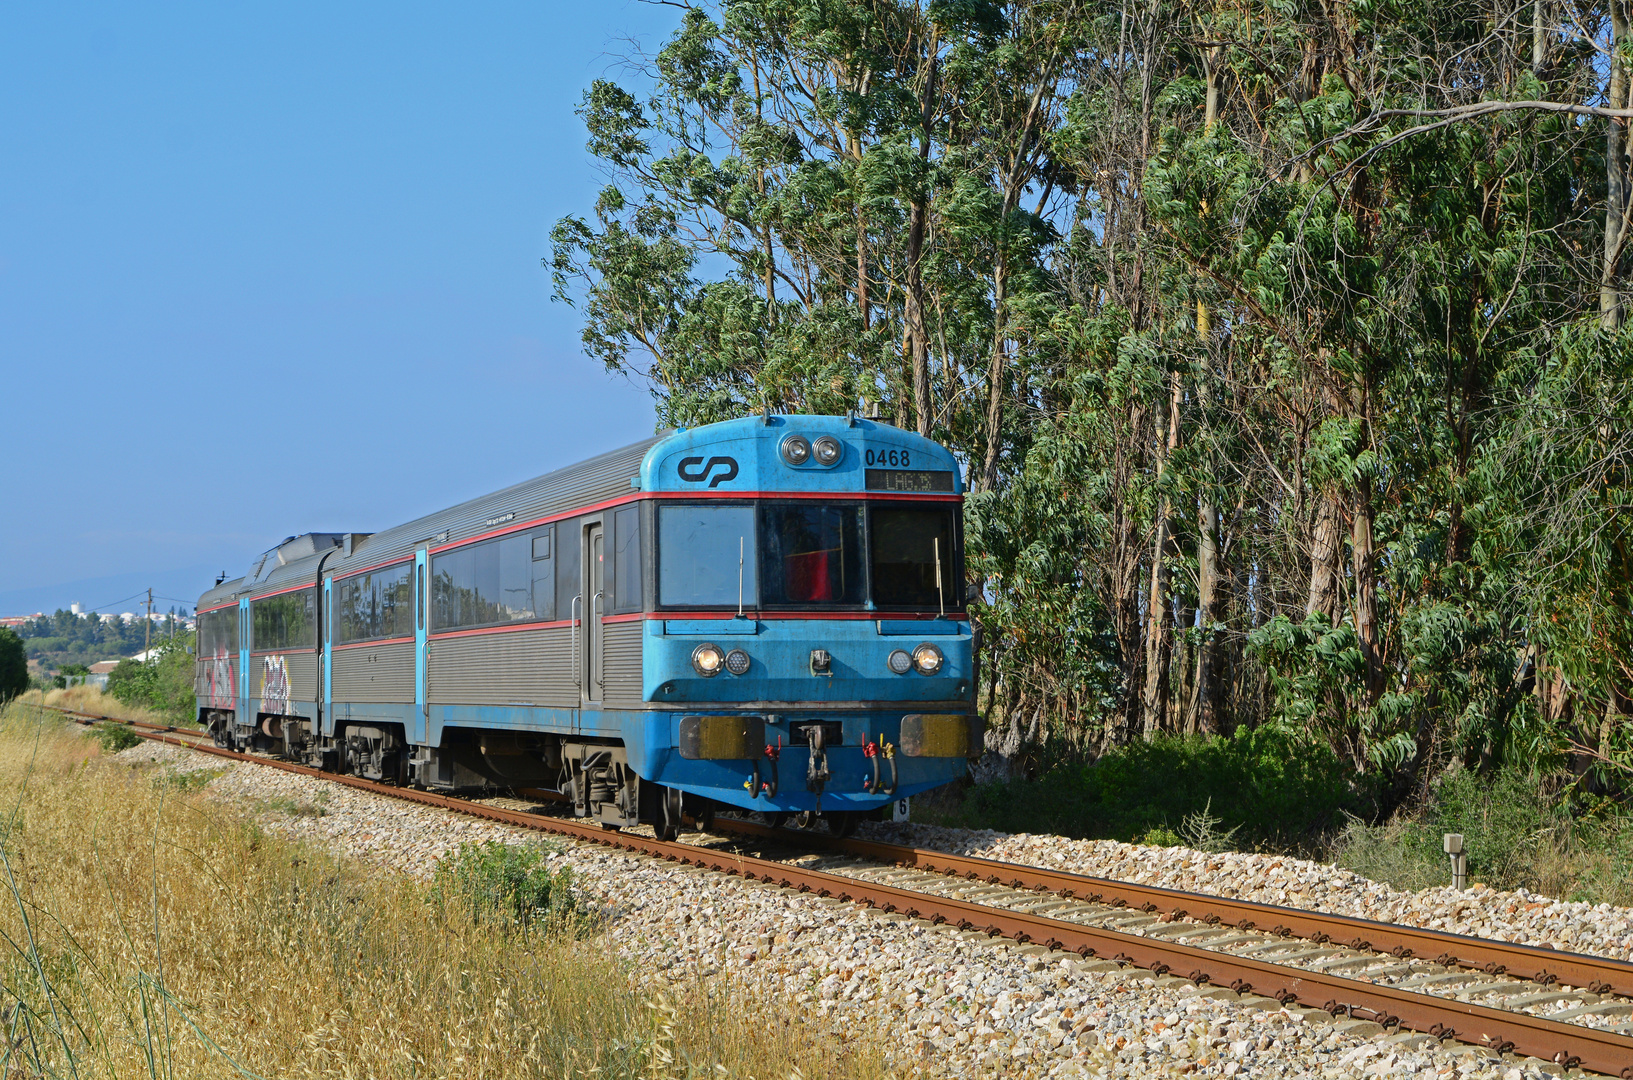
(71, 591, 149, 615)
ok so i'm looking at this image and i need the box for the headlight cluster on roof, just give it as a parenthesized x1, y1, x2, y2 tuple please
(781, 434, 844, 468)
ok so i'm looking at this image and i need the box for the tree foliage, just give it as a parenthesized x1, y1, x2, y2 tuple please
(16, 608, 186, 671)
(554, 0, 1633, 803)
(0, 627, 26, 705)
(105, 634, 196, 723)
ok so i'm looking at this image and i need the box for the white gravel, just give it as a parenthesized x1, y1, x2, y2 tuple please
(117, 742, 1619, 1078)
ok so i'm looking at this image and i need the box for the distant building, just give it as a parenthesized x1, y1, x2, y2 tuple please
(0, 615, 39, 630)
(86, 660, 120, 690)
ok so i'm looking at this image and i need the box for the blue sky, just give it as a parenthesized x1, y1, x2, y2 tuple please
(0, 1, 679, 615)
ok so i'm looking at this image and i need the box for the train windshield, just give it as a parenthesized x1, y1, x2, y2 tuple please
(869, 506, 957, 609)
(658, 501, 961, 611)
(760, 505, 865, 605)
(658, 504, 758, 607)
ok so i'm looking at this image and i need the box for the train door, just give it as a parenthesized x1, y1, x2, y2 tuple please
(414, 545, 429, 745)
(237, 597, 250, 727)
(321, 576, 333, 735)
(583, 522, 604, 709)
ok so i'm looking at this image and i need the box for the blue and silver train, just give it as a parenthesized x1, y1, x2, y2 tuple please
(194, 414, 979, 838)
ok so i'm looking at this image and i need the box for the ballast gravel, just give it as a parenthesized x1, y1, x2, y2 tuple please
(118, 742, 1614, 1078)
(857, 821, 1633, 966)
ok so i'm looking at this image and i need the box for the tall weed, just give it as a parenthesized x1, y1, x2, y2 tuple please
(0, 704, 891, 1079)
(1329, 765, 1633, 905)
(431, 839, 582, 932)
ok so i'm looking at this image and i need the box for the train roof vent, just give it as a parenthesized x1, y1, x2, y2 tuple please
(247, 533, 348, 584)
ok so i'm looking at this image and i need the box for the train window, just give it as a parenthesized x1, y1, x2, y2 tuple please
(612, 505, 641, 613)
(556, 519, 581, 622)
(531, 526, 555, 621)
(759, 504, 864, 606)
(336, 563, 414, 643)
(869, 506, 959, 609)
(198, 608, 238, 657)
(431, 531, 539, 630)
(658, 505, 757, 608)
(251, 589, 317, 650)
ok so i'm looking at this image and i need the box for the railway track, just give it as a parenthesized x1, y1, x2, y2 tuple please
(21, 701, 1633, 1076)
(695, 822, 1633, 1034)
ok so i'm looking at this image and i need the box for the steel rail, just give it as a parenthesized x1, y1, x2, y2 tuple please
(711, 818, 1633, 1003)
(20, 703, 1633, 1075)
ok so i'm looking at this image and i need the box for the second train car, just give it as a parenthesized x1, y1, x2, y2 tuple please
(194, 413, 980, 838)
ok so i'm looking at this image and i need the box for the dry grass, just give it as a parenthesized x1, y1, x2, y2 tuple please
(0, 705, 896, 1079)
(15, 685, 187, 727)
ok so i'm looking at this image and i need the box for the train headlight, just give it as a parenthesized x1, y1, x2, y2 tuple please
(725, 648, 751, 675)
(812, 435, 843, 466)
(887, 649, 912, 675)
(780, 435, 811, 466)
(912, 644, 944, 675)
(691, 643, 725, 676)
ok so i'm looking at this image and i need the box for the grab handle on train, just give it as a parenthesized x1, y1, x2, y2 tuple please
(592, 590, 605, 688)
(570, 594, 582, 692)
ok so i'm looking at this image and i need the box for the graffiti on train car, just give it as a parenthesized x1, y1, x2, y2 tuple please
(263, 655, 291, 713)
(205, 648, 236, 709)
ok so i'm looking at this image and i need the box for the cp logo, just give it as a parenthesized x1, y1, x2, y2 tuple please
(677, 455, 739, 488)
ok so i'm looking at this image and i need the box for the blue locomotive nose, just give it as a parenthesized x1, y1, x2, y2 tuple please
(644, 617, 973, 706)
(634, 613, 976, 813)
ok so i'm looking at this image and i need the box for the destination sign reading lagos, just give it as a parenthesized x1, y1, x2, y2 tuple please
(864, 468, 955, 492)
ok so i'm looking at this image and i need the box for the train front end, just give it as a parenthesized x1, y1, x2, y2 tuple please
(631, 414, 978, 829)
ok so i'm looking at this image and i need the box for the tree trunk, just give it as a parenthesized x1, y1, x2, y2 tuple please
(906, 202, 931, 437)
(1191, 492, 1224, 734)
(1305, 492, 1342, 625)
(1142, 372, 1182, 739)
(1352, 470, 1382, 703)
(1187, 38, 1225, 735)
(1531, 0, 1548, 75)
(856, 215, 869, 331)
(981, 257, 1009, 489)
(1103, 401, 1147, 750)
(906, 50, 938, 438)
(1604, 0, 1629, 329)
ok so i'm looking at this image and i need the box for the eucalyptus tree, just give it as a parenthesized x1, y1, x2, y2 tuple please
(553, 0, 1633, 793)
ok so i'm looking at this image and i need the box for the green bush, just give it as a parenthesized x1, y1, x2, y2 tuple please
(959, 727, 1368, 851)
(105, 633, 197, 722)
(430, 841, 581, 932)
(1329, 765, 1633, 903)
(52, 663, 90, 690)
(91, 723, 142, 753)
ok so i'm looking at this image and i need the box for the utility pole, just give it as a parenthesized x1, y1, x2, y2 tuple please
(144, 588, 153, 657)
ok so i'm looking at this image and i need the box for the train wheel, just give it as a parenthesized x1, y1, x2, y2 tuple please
(655, 786, 683, 842)
(767, 812, 790, 829)
(825, 811, 861, 839)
